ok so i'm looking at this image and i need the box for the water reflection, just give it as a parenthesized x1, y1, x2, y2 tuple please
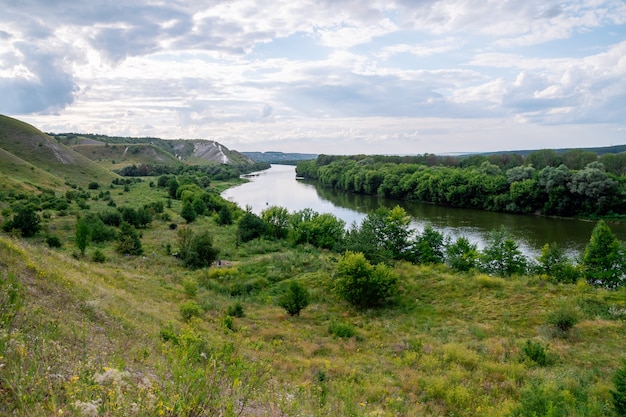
(222, 165, 626, 258)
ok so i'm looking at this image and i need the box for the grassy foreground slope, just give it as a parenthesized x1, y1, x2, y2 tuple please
(1, 175, 626, 416)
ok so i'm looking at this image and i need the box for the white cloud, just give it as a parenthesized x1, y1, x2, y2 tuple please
(1, 0, 626, 154)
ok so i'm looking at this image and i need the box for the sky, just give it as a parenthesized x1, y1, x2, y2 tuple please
(1, 1, 626, 155)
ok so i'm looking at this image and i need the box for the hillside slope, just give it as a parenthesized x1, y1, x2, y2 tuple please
(0, 115, 118, 190)
(51, 133, 255, 168)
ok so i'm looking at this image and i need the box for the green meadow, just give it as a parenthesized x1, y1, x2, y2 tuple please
(1, 175, 626, 417)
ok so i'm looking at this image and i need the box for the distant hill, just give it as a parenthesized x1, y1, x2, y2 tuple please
(50, 133, 256, 169)
(472, 144, 626, 157)
(0, 115, 118, 191)
(242, 151, 317, 164)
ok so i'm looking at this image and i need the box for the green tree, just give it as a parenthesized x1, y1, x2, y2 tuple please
(75, 217, 90, 256)
(261, 206, 290, 239)
(180, 201, 197, 223)
(408, 225, 445, 264)
(446, 236, 479, 272)
(3, 205, 41, 237)
(278, 281, 310, 316)
(237, 210, 267, 243)
(217, 205, 233, 225)
(335, 251, 398, 309)
(581, 220, 624, 288)
(290, 209, 345, 250)
(535, 242, 579, 283)
(479, 227, 527, 277)
(177, 229, 219, 269)
(115, 221, 143, 256)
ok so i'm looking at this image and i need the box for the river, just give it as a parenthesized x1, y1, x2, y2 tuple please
(222, 164, 626, 258)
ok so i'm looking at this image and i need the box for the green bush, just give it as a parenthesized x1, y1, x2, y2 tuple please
(546, 301, 580, 335)
(92, 249, 106, 263)
(180, 300, 202, 322)
(277, 281, 310, 316)
(182, 278, 198, 298)
(45, 235, 62, 248)
(521, 339, 556, 367)
(226, 302, 245, 318)
(612, 360, 626, 416)
(335, 251, 398, 309)
(328, 321, 356, 339)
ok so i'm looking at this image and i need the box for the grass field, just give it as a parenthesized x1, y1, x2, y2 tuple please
(1, 177, 626, 416)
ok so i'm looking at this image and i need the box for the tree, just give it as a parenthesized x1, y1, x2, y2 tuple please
(115, 221, 143, 256)
(535, 242, 579, 283)
(278, 281, 310, 316)
(261, 206, 290, 239)
(217, 205, 233, 225)
(346, 206, 412, 263)
(408, 225, 445, 264)
(446, 236, 479, 272)
(237, 210, 267, 243)
(180, 201, 197, 223)
(581, 220, 624, 288)
(479, 227, 527, 277)
(3, 205, 41, 237)
(75, 217, 90, 256)
(335, 251, 398, 309)
(178, 228, 219, 269)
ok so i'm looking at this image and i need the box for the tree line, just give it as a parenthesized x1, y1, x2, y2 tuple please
(296, 150, 626, 217)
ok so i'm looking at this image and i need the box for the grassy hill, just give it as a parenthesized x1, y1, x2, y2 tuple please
(51, 133, 256, 169)
(1, 172, 626, 416)
(0, 115, 118, 190)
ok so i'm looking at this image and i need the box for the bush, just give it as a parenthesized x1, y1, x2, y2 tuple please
(226, 302, 245, 318)
(180, 300, 202, 322)
(45, 235, 62, 248)
(182, 278, 198, 298)
(612, 360, 626, 416)
(328, 321, 356, 339)
(88, 181, 100, 190)
(92, 249, 106, 263)
(277, 281, 310, 316)
(335, 251, 398, 309)
(177, 229, 219, 269)
(521, 339, 556, 367)
(546, 301, 580, 335)
(115, 222, 143, 256)
(3, 205, 41, 237)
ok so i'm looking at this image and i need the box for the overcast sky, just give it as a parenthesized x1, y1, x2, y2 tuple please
(1, 1, 625, 154)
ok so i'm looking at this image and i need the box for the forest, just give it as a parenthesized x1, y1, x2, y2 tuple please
(296, 149, 626, 217)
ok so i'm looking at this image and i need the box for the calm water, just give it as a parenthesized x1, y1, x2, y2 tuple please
(222, 165, 626, 257)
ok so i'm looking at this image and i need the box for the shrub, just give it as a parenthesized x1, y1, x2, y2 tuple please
(237, 211, 267, 242)
(177, 228, 219, 269)
(479, 226, 527, 277)
(115, 221, 143, 256)
(180, 300, 202, 322)
(328, 321, 356, 339)
(335, 251, 398, 309)
(227, 302, 245, 318)
(3, 205, 41, 237)
(45, 235, 62, 248)
(222, 315, 234, 331)
(521, 339, 556, 367)
(92, 249, 106, 263)
(88, 181, 100, 190)
(181, 202, 197, 223)
(612, 360, 626, 416)
(546, 301, 580, 335)
(277, 281, 310, 316)
(182, 278, 198, 298)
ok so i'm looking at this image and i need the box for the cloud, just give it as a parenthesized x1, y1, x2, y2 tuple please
(2, 0, 626, 154)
